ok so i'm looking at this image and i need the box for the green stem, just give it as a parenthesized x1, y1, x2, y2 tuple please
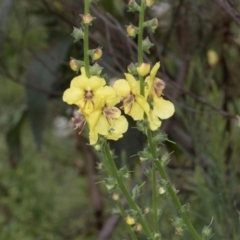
(137, 0, 145, 64)
(104, 142, 152, 238)
(117, 201, 138, 240)
(147, 129, 201, 239)
(147, 129, 158, 231)
(138, 0, 146, 96)
(84, 0, 90, 77)
(152, 167, 158, 230)
(154, 161, 201, 240)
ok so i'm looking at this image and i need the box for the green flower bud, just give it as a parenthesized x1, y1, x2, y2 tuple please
(90, 63, 103, 76)
(127, 62, 138, 75)
(71, 27, 84, 42)
(142, 37, 154, 53)
(144, 18, 159, 32)
(127, 0, 140, 12)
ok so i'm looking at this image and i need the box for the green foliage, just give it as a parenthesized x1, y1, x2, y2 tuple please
(0, 0, 240, 239)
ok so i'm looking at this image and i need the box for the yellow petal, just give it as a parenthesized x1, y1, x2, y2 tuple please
(150, 62, 160, 79)
(136, 95, 150, 114)
(130, 102, 144, 120)
(106, 116, 128, 140)
(96, 86, 116, 100)
(70, 75, 88, 88)
(89, 76, 106, 90)
(124, 73, 139, 93)
(148, 110, 162, 131)
(153, 97, 175, 119)
(106, 96, 120, 107)
(113, 79, 130, 96)
(87, 110, 102, 130)
(62, 87, 83, 104)
(144, 76, 151, 99)
(89, 128, 98, 145)
(113, 115, 128, 133)
(107, 132, 123, 141)
(95, 115, 109, 135)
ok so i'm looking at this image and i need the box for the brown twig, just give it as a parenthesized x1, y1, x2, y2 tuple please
(211, 0, 240, 28)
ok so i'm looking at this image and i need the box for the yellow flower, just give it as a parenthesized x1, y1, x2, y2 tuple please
(145, 62, 175, 130)
(113, 74, 150, 120)
(86, 86, 128, 145)
(62, 74, 106, 115)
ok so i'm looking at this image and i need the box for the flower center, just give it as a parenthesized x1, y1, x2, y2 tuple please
(103, 107, 121, 125)
(153, 78, 165, 97)
(83, 90, 94, 109)
(72, 114, 86, 134)
(123, 93, 135, 114)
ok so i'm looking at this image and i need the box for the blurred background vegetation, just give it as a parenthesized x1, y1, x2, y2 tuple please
(1, 0, 240, 239)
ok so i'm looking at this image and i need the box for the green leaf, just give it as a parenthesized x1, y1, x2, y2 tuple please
(25, 38, 72, 149)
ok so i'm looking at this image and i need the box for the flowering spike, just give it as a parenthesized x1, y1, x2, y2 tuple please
(71, 27, 84, 42)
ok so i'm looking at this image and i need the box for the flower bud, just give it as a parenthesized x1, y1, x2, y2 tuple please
(137, 63, 150, 76)
(135, 224, 142, 232)
(146, 0, 155, 7)
(82, 13, 94, 25)
(126, 24, 138, 37)
(127, 62, 138, 75)
(142, 37, 154, 53)
(202, 225, 212, 239)
(128, 0, 140, 12)
(91, 48, 102, 61)
(69, 58, 84, 72)
(158, 187, 166, 195)
(144, 18, 158, 32)
(207, 49, 219, 67)
(71, 27, 84, 42)
(125, 216, 135, 225)
(112, 193, 119, 201)
(94, 144, 101, 151)
(90, 63, 103, 76)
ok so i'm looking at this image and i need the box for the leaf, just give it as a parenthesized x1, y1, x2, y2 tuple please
(6, 106, 28, 167)
(25, 38, 72, 149)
